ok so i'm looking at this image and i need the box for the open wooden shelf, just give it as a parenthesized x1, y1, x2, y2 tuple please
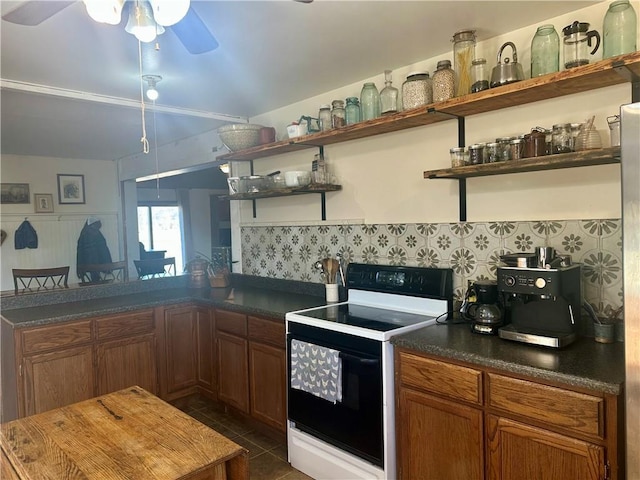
(217, 52, 640, 162)
(424, 147, 621, 179)
(221, 184, 342, 200)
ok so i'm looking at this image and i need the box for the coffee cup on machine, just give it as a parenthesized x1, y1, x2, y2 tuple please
(536, 246, 556, 268)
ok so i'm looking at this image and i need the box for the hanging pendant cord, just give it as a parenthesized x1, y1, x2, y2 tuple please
(137, 38, 150, 154)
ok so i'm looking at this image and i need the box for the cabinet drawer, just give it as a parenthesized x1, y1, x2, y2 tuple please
(248, 316, 285, 348)
(215, 309, 247, 337)
(95, 310, 154, 340)
(21, 320, 93, 354)
(487, 373, 604, 439)
(398, 351, 483, 405)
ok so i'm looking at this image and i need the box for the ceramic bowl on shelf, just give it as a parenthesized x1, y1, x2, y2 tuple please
(217, 124, 264, 151)
(284, 171, 311, 187)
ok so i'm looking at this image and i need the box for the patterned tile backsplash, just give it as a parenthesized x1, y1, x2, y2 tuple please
(241, 219, 623, 320)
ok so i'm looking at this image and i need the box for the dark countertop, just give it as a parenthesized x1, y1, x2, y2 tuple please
(392, 321, 625, 395)
(0, 285, 326, 328)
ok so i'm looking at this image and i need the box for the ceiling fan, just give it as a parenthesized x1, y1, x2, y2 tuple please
(2, 0, 219, 54)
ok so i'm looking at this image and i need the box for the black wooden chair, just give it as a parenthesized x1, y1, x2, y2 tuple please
(12, 266, 70, 294)
(78, 261, 128, 285)
(134, 257, 176, 279)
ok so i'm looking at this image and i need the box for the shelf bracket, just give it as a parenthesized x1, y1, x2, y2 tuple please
(320, 192, 327, 221)
(612, 60, 640, 103)
(428, 108, 468, 221)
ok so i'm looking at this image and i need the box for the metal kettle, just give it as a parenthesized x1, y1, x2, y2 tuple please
(490, 42, 525, 88)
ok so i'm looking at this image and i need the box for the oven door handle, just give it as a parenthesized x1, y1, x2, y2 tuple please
(339, 351, 379, 366)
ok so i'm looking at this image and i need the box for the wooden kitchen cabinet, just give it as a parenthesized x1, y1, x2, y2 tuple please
(486, 415, 604, 480)
(196, 306, 216, 396)
(158, 305, 198, 399)
(215, 309, 287, 433)
(95, 310, 157, 396)
(395, 348, 623, 480)
(248, 316, 286, 432)
(23, 344, 94, 417)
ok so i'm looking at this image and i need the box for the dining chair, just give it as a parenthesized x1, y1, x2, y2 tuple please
(78, 261, 128, 285)
(134, 257, 177, 279)
(12, 266, 70, 294)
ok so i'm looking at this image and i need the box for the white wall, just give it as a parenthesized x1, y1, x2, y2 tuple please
(0, 155, 120, 291)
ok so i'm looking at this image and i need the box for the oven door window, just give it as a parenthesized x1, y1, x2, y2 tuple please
(287, 325, 383, 468)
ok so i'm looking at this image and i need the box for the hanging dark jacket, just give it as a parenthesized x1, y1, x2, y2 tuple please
(15, 220, 38, 249)
(76, 220, 112, 281)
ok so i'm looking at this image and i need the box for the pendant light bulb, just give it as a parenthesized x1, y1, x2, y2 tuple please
(149, 0, 190, 26)
(143, 75, 162, 101)
(83, 0, 124, 25)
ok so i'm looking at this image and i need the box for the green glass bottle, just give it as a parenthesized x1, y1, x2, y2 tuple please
(603, 0, 637, 58)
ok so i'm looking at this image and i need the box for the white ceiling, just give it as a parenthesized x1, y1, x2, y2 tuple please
(1, 0, 597, 162)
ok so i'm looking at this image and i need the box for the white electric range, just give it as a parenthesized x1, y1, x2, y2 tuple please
(285, 263, 453, 480)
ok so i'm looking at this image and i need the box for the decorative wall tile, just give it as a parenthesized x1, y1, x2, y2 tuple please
(240, 217, 623, 319)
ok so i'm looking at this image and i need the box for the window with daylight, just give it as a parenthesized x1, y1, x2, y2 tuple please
(137, 205, 184, 273)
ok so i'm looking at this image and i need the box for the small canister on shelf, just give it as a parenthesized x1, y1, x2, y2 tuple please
(552, 123, 573, 153)
(471, 58, 490, 93)
(468, 143, 484, 165)
(432, 60, 455, 102)
(402, 72, 433, 110)
(485, 142, 501, 162)
(345, 97, 360, 125)
(319, 104, 332, 131)
(496, 137, 512, 161)
(509, 138, 525, 160)
(331, 100, 346, 128)
(450, 147, 467, 167)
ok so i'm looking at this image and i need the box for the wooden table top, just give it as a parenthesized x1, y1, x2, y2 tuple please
(1, 387, 248, 480)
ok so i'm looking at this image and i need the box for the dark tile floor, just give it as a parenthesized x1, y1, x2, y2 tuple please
(172, 395, 313, 480)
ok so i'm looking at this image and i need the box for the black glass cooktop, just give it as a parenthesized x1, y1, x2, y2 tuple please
(296, 303, 436, 332)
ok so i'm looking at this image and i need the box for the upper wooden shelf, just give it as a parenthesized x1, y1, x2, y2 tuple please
(423, 147, 621, 179)
(217, 52, 640, 162)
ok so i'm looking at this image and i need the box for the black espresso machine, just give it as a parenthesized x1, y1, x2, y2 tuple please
(497, 264, 581, 348)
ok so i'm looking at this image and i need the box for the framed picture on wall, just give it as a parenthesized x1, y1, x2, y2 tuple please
(57, 174, 85, 204)
(1, 183, 30, 204)
(34, 193, 54, 213)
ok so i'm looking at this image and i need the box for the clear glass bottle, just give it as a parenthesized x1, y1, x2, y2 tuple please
(318, 104, 332, 131)
(452, 29, 476, 97)
(360, 82, 381, 121)
(380, 70, 399, 115)
(345, 97, 360, 125)
(603, 0, 637, 58)
(331, 100, 346, 128)
(531, 24, 560, 77)
(401, 72, 432, 110)
(470, 58, 489, 93)
(432, 60, 455, 102)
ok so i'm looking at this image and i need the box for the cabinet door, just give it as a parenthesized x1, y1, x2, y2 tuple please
(23, 346, 94, 416)
(163, 306, 198, 395)
(96, 334, 157, 395)
(486, 415, 605, 480)
(196, 307, 215, 394)
(249, 341, 286, 432)
(397, 387, 483, 480)
(216, 331, 249, 413)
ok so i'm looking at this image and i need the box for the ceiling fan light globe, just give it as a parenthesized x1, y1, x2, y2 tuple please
(125, 2, 165, 43)
(83, 0, 124, 25)
(149, 0, 190, 26)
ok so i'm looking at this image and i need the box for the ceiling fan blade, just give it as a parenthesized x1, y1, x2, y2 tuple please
(170, 6, 218, 55)
(2, 1, 74, 26)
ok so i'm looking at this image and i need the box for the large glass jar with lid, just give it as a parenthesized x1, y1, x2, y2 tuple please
(432, 60, 455, 102)
(345, 97, 360, 125)
(380, 70, 399, 115)
(603, 0, 637, 58)
(552, 123, 573, 153)
(531, 24, 560, 77)
(470, 58, 489, 93)
(331, 100, 346, 128)
(360, 82, 381, 121)
(452, 29, 476, 96)
(318, 104, 332, 131)
(402, 72, 432, 110)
